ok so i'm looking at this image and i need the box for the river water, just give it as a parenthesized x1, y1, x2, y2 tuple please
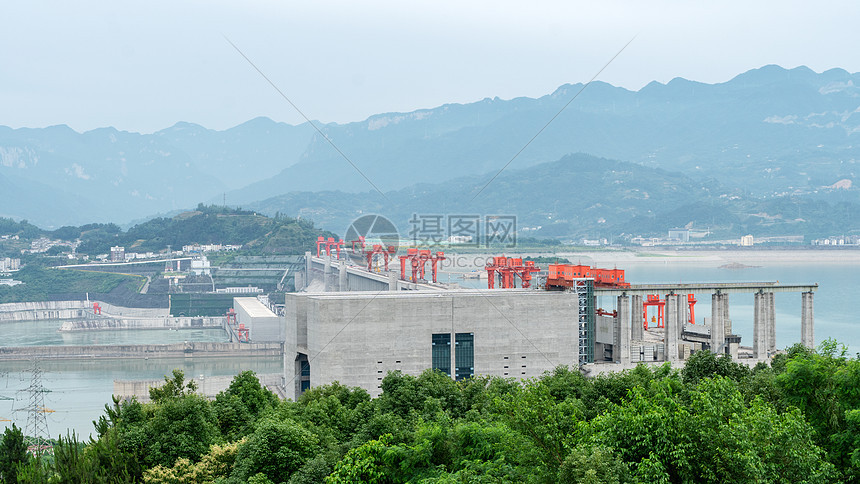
(1, 254, 857, 439)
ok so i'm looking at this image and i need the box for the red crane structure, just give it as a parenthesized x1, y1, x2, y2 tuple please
(641, 293, 698, 330)
(351, 236, 366, 253)
(486, 256, 540, 289)
(226, 308, 249, 342)
(399, 248, 446, 283)
(363, 244, 396, 272)
(642, 294, 665, 329)
(92, 302, 101, 315)
(546, 264, 630, 289)
(237, 323, 250, 343)
(316, 236, 345, 258)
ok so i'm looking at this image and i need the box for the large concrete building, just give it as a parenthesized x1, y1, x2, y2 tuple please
(281, 254, 818, 401)
(284, 290, 582, 400)
(233, 297, 283, 343)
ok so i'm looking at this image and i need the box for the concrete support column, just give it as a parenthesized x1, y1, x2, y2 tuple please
(305, 251, 312, 288)
(801, 291, 814, 349)
(766, 292, 776, 353)
(710, 293, 726, 354)
(753, 292, 767, 359)
(616, 295, 631, 365)
(722, 294, 732, 337)
(664, 294, 681, 362)
(631, 294, 644, 341)
(338, 261, 347, 291)
(294, 272, 304, 292)
(388, 271, 398, 292)
(323, 255, 332, 292)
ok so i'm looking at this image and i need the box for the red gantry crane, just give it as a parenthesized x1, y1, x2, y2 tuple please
(486, 256, 540, 289)
(399, 248, 446, 283)
(641, 293, 698, 330)
(316, 236, 345, 258)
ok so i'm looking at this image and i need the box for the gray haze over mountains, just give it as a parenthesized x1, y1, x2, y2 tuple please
(2, 65, 858, 238)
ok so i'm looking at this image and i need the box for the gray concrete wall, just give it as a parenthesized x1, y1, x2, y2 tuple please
(664, 294, 682, 362)
(0, 300, 89, 322)
(596, 315, 614, 345)
(114, 372, 286, 402)
(616, 295, 631, 365)
(630, 294, 643, 341)
(0, 342, 282, 360)
(59, 316, 223, 331)
(0, 300, 167, 322)
(285, 293, 308, 349)
(766, 292, 776, 353)
(754, 292, 768, 359)
(710, 293, 727, 353)
(801, 291, 814, 349)
(234, 297, 283, 343)
(298, 290, 579, 398)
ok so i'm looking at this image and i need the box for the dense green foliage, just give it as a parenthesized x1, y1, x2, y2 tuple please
(11, 343, 860, 482)
(0, 424, 28, 483)
(1, 206, 333, 259)
(0, 266, 142, 304)
(75, 205, 334, 255)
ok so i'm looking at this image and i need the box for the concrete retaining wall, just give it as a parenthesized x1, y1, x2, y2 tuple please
(97, 302, 169, 318)
(0, 342, 283, 360)
(59, 317, 224, 332)
(114, 372, 287, 402)
(0, 300, 90, 322)
(0, 300, 169, 322)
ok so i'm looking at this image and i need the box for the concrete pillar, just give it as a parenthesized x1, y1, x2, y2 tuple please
(388, 271, 398, 292)
(338, 261, 347, 291)
(801, 291, 814, 349)
(753, 292, 767, 359)
(664, 294, 681, 362)
(683, 298, 690, 332)
(323, 255, 332, 292)
(766, 292, 776, 353)
(305, 251, 312, 285)
(722, 294, 732, 337)
(631, 294, 643, 341)
(294, 272, 304, 292)
(616, 295, 631, 364)
(710, 293, 726, 354)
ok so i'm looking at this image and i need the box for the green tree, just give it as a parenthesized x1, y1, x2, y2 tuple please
(680, 350, 750, 386)
(214, 371, 279, 442)
(0, 424, 29, 484)
(776, 339, 860, 479)
(325, 435, 396, 484)
(558, 445, 631, 484)
(149, 369, 198, 403)
(141, 393, 221, 468)
(231, 417, 319, 483)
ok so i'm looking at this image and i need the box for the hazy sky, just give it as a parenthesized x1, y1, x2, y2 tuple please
(2, 1, 858, 133)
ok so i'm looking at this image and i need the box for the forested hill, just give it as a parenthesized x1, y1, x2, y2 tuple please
(0, 205, 335, 258)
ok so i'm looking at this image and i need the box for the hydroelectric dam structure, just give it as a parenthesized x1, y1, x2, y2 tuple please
(0, 251, 819, 403)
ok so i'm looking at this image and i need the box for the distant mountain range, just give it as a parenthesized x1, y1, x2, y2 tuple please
(1, 65, 858, 239)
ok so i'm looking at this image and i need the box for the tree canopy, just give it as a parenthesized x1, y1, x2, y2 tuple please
(7, 342, 860, 482)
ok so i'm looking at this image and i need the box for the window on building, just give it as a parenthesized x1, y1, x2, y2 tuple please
(455, 332, 474, 381)
(432, 333, 451, 376)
